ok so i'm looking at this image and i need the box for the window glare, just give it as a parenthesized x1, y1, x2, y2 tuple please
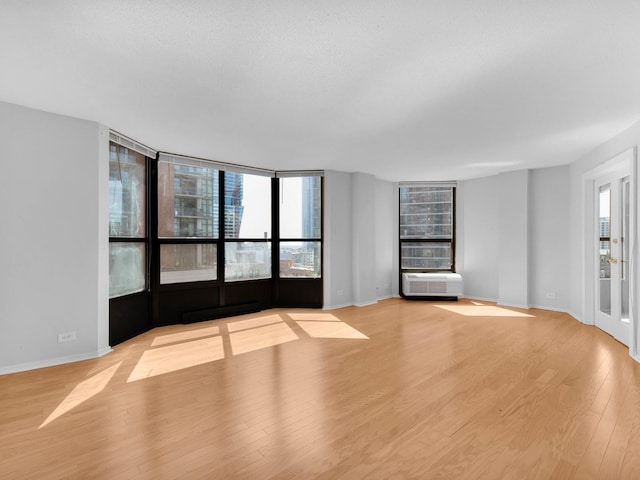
(225, 174, 271, 239)
(109, 243, 145, 298)
(109, 144, 146, 238)
(280, 176, 321, 239)
(225, 242, 271, 281)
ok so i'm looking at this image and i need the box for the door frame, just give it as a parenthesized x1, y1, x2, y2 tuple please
(582, 147, 638, 359)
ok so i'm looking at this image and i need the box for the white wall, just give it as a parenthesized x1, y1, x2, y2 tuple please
(0, 101, 110, 374)
(323, 170, 354, 309)
(324, 171, 397, 309)
(374, 179, 397, 299)
(458, 175, 501, 301)
(352, 173, 377, 306)
(498, 170, 530, 308)
(459, 166, 571, 311)
(529, 166, 570, 310)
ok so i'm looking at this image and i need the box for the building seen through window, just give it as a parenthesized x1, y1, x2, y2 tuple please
(399, 185, 455, 271)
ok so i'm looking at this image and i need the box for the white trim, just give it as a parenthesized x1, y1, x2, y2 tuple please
(462, 295, 499, 303)
(276, 170, 324, 177)
(376, 294, 394, 301)
(109, 130, 156, 158)
(582, 147, 636, 350)
(528, 304, 569, 313)
(567, 310, 583, 323)
(497, 302, 531, 310)
(0, 347, 112, 376)
(323, 302, 354, 310)
(158, 152, 275, 177)
(355, 300, 378, 307)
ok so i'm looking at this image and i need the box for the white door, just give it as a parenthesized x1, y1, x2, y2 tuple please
(595, 169, 631, 345)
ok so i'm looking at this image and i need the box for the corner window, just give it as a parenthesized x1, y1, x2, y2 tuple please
(108, 142, 148, 298)
(278, 176, 322, 278)
(399, 184, 455, 272)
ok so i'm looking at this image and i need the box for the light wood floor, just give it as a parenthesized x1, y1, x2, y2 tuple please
(2, 298, 640, 479)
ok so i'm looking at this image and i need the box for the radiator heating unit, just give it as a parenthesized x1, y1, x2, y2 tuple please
(402, 273, 463, 297)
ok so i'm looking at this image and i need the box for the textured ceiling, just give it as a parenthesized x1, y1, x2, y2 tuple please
(2, 1, 640, 181)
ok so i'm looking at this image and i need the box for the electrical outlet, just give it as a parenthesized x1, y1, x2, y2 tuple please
(58, 331, 77, 343)
(337, 289, 344, 296)
(546, 292, 556, 299)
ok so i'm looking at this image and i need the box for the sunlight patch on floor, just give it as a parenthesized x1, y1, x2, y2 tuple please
(230, 321, 299, 355)
(40, 362, 122, 428)
(128, 336, 225, 382)
(151, 325, 220, 347)
(40, 312, 370, 427)
(288, 313, 341, 322)
(227, 314, 284, 332)
(296, 321, 369, 339)
(435, 305, 535, 317)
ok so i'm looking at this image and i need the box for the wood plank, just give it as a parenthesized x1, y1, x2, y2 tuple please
(1, 298, 639, 479)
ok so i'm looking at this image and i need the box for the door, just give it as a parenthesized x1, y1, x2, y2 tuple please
(595, 170, 631, 345)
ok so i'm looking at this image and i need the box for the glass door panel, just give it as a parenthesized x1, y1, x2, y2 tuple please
(594, 168, 631, 346)
(620, 178, 630, 322)
(598, 185, 611, 316)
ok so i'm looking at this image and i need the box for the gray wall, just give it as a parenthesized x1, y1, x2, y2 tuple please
(375, 178, 397, 300)
(0, 101, 110, 373)
(323, 170, 353, 309)
(457, 176, 500, 301)
(458, 165, 570, 311)
(323, 171, 398, 309)
(529, 166, 570, 310)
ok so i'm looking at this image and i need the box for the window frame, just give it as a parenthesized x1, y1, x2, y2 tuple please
(156, 157, 221, 286)
(108, 141, 150, 299)
(276, 175, 323, 280)
(399, 184, 456, 274)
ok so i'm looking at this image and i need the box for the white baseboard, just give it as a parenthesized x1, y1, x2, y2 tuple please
(323, 302, 353, 310)
(461, 295, 499, 303)
(528, 304, 569, 313)
(0, 347, 113, 376)
(323, 298, 382, 310)
(376, 294, 394, 301)
(497, 302, 531, 310)
(566, 310, 585, 323)
(355, 300, 378, 307)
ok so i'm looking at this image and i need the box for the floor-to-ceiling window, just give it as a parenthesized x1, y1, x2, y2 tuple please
(148, 153, 323, 328)
(274, 173, 323, 306)
(108, 134, 155, 344)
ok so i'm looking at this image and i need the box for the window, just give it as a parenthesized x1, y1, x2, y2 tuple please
(278, 176, 322, 278)
(109, 142, 148, 298)
(224, 173, 272, 281)
(158, 157, 219, 284)
(399, 184, 455, 271)
(158, 162, 218, 239)
(160, 244, 217, 284)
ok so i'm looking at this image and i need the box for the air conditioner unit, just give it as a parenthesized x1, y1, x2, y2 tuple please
(402, 273, 463, 297)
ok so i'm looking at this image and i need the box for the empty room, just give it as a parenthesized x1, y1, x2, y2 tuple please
(2, 1, 640, 479)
